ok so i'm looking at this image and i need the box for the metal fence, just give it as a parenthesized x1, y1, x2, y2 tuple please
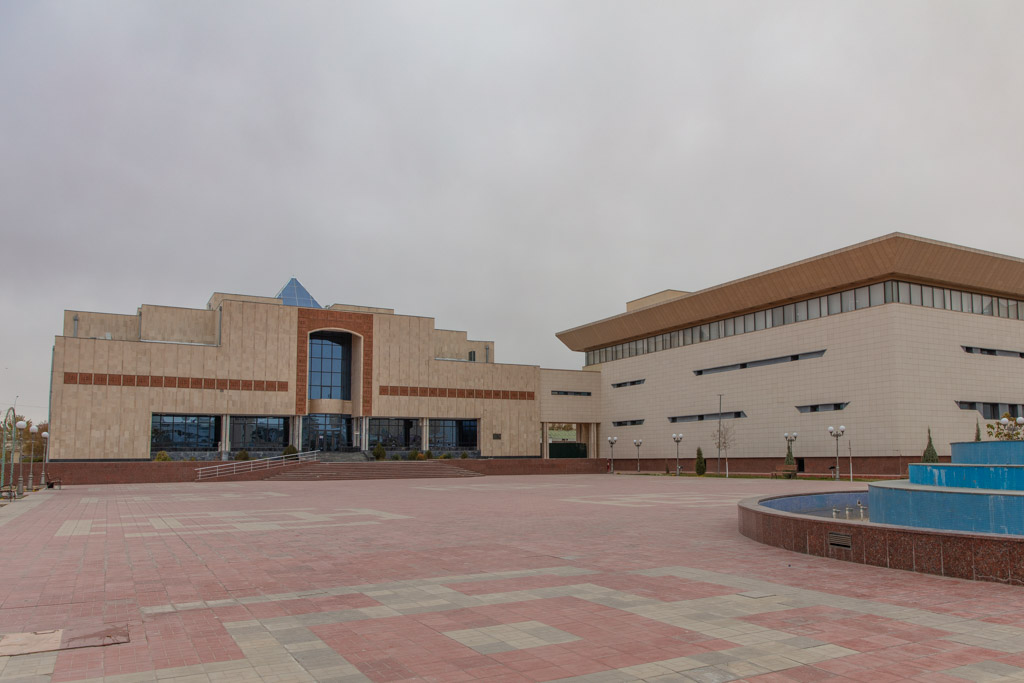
(195, 450, 319, 480)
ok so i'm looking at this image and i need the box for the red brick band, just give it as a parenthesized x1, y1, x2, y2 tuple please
(62, 372, 288, 392)
(379, 385, 535, 401)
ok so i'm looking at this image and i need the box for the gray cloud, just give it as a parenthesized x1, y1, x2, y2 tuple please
(2, 1, 1023, 420)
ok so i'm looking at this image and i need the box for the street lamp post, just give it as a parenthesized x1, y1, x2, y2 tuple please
(828, 426, 845, 480)
(28, 425, 38, 491)
(15, 420, 26, 497)
(999, 416, 1024, 439)
(672, 434, 683, 475)
(633, 439, 643, 472)
(784, 432, 797, 473)
(607, 436, 617, 474)
(40, 432, 48, 487)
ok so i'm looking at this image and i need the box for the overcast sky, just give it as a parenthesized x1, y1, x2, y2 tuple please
(2, 1, 1023, 423)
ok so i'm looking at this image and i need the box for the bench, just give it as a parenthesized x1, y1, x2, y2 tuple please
(46, 479, 62, 490)
(0, 485, 17, 500)
(771, 464, 798, 479)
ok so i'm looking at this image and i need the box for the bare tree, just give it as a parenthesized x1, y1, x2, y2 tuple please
(710, 424, 735, 472)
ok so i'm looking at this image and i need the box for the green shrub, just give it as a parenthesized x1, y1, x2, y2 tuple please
(408, 449, 419, 460)
(442, 453, 452, 459)
(425, 450, 434, 459)
(975, 419, 982, 442)
(460, 452, 468, 459)
(415, 452, 427, 460)
(921, 428, 939, 463)
(234, 450, 250, 461)
(372, 443, 387, 461)
(694, 447, 706, 476)
(154, 451, 172, 462)
(282, 445, 298, 456)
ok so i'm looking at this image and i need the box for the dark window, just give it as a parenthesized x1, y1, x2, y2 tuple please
(552, 390, 592, 396)
(369, 418, 421, 449)
(469, 350, 476, 361)
(694, 350, 825, 376)
(429, 419, 477, 450)
(668, 411, 746, 423)
(151, 414, 221, 452)
(303, 414, 353, 451)
(492, 433, 501, 440)
(611, 379, 646, 388)
(611, 419, 645, 426)
(796, 402, 849, 414)
(230, 416, 289, 451)
(308, 332, 352, 400)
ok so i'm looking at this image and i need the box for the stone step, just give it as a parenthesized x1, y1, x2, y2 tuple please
(267, 462, 484, 481)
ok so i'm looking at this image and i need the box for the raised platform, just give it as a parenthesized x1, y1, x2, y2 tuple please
(869, 440, 1024, 535)
(738, 491, 1024, 584)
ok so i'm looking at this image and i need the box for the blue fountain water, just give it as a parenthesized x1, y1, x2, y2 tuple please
(869, 441, 1024, 535)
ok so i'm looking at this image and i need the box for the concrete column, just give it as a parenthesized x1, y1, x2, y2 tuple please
(421, 418, 430, 453)
(361, 417, 370, 450)
(294, 416, 303, 450)
(541, 422, 549, 459)
(221, 415, 230, 459)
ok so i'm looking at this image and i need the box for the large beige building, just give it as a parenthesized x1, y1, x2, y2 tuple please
(557, 233, 1024, 473)
(49, 279, 600, 461)
(48, 234, 1024, 472)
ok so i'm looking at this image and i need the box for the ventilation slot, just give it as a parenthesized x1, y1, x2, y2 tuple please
(827, 532, 852, 549)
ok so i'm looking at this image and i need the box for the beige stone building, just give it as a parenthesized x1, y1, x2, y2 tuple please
(50, 279, 600, 460)
(48, 234, 1024, 472)
(557, 233, 1024, 474)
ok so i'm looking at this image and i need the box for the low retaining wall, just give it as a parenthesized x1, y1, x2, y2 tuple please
(44, 462, 202, 485)
(739, 493, 1024, 584)
(452, 459, 607, 475)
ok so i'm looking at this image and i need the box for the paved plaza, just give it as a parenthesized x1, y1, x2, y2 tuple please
(2, 474, 1024, 682)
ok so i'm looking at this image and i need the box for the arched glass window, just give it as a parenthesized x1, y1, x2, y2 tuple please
(308, 332, 352, 400)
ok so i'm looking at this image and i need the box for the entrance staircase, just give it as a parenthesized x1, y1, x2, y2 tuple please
(266, 461, 484, 481)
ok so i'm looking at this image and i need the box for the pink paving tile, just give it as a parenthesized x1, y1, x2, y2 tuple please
(5, 475, 1024, 682)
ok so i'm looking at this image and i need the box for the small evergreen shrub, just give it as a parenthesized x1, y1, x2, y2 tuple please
(408, 449, 419, 460)
(460, 452, 469, 459)
(441, 453, 452, 459)
(154, 451, 172, 462)
(234, 450, 250, 461)
(921, 428, 939, 463)
(282, 445, 298, 456)
(372, 443, 387, 461)
(695, 447, 706, 476)
(975, 419, 982, 442)
(425, 450, 434, 459)
(415, 452, 427, 460)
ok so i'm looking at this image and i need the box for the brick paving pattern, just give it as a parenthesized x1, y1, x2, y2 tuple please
(2, 475, 1024, 682)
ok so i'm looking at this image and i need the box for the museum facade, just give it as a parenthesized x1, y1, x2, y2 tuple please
(48, 233, 1024, 472)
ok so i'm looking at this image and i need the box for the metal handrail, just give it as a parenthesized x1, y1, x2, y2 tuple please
(195, 450, 320, 480)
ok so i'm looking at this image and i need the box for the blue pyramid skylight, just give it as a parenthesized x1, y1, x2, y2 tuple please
(275, 278, 321, 308)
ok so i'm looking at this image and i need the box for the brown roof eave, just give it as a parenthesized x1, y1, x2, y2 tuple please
(556, 233, 1024, 353)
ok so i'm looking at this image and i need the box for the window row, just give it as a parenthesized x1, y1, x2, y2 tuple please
(963, 346, 1024, 359)
(957, 402, 1024, 420)
(303, 414, 353, 451)
(611, 379, 645, 388)
(611, 419, 644, 427)
(585, 280, 1024, 366)
(551, 390, 592, 396)
(668, 411, 747, 423)
(796, 402, 849, 414)
(694, 350, 825, 376)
